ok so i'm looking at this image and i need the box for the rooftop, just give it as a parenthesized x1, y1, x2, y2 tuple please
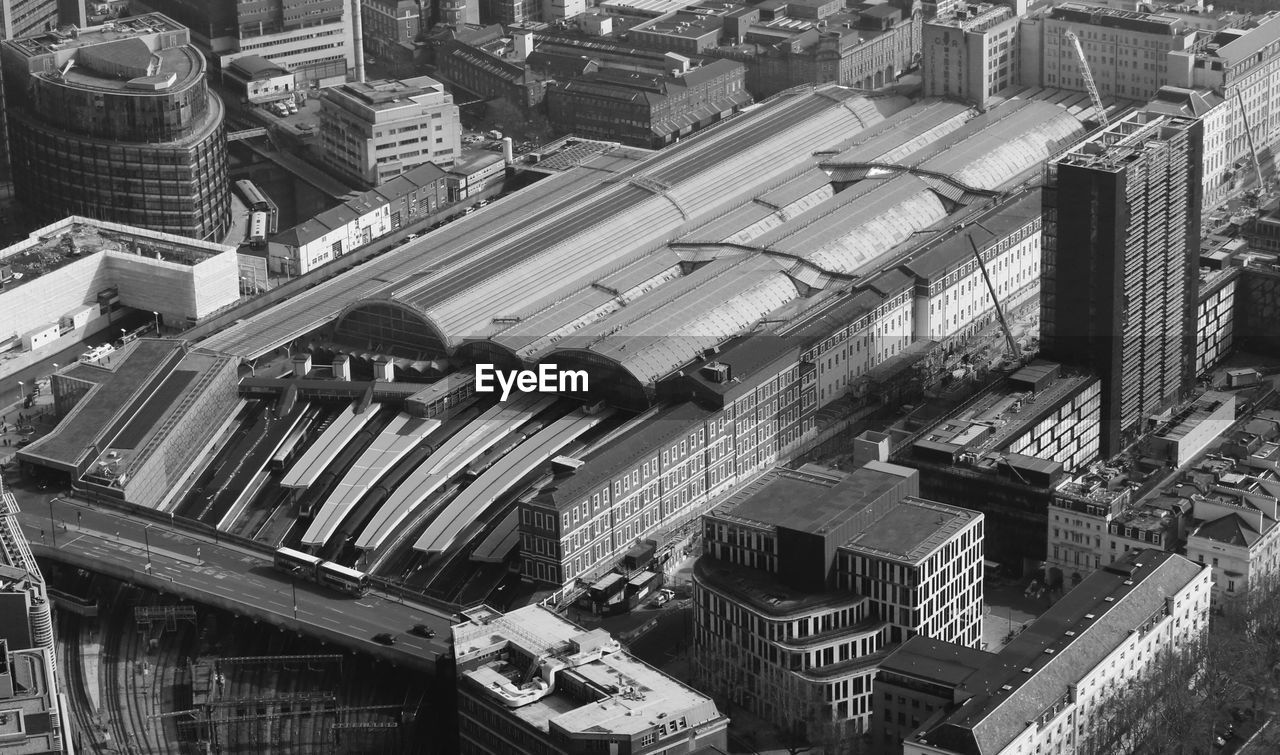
(879, 635, 995, 688)
(1154, 391, 1235, 443)
(694, 555, 872, 618)
(0, 217, 226, 293)
(843, 496, 982, 564)
(6, 14, 201, 93)
(710, 461, 917, 535)
(1056, 110, 1199, 173)
(326, 75, 449, 110)
(913, 363, 1096, 461)
(18, 340, 233, 480)
(1049, 2, 1187, 35)
(454, 605, 724, 737)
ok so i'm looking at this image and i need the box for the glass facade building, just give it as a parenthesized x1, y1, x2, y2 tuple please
(1, 14, 230, 241)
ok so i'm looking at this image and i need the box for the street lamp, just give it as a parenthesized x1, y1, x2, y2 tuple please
(142, 524, 153, 570)
(16, 381, 23, 405)
(152, 311, 160, 335)
(47, 499, 56, 548)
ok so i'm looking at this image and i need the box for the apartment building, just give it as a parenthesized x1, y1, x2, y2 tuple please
(319, 76, 461, 186)
(1040, 111, 1202, 456)
(453, 604, 729, 755)
(1020, 2, 1196, 101)
(922, 2, 1021, 109)
(1046, 470, 1187, 584)
(692, 462, 983, 742)
(898, 550, 1211, 755)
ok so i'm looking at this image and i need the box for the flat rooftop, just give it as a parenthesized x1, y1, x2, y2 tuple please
(711, 461, 916, 534)
(0, 217, 223, 294)
(913, 366, 1095, 458)
(19, 340, 231, 478)
(6, 14, 200, 92)
(694, 555, 872, 620)
(843, 496, 981, 564)
(1057, 110, 1199, 172)
(455, 605, 722, 736)
(1154, 391, 1234, 443)
(326, 75, 447, 109)
(879, 635, 994, 688)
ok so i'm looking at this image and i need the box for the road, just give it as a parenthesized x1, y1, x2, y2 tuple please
(7, 490, 454, 673)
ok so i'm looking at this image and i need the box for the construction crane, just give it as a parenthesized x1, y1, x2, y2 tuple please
(1235, 90, 1266, 199)
(969, 233, 1021, 361)
(1063, 31, 1108, 128)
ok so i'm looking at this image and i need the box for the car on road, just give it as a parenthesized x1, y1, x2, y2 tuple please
(373, 632, 396, 645)
(410, 624, 436, 639)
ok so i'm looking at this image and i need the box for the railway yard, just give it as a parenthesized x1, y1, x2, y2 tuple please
(46, 566, 431, 754)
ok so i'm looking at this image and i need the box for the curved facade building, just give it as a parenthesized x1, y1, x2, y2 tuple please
(2, 14, 230, 241)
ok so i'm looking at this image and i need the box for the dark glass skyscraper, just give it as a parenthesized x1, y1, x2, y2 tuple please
(1040, 111, 1203, 457)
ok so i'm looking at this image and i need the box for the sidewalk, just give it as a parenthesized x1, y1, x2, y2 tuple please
(0, 388, 56, 466)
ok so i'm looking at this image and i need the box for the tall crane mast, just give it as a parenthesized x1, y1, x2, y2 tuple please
(969, 234, 1020, 360)
(1063, 30, 1108, 128)
(1235, 89, 1266, 191)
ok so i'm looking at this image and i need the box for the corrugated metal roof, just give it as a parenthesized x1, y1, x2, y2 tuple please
(416, 87, 896, 350)
(753, 175, 949, 276)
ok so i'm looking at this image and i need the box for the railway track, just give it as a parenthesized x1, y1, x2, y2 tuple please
(57, 614, 101, 753)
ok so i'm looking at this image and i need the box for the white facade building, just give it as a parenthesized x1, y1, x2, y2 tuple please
(903, 550, 1211, 755)
(923, 3, 1022, 110)
(320, 75, 461, 186)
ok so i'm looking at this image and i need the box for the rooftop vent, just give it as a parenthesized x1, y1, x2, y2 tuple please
(1084, 613, 1095, 619)
(1065, 630, 1076, 637)
(1021, 667, 1034, 673)
(1044, 648, 1056, 655)
(1001, 684, 1013, 691)
(1104, 596, 1115, 602)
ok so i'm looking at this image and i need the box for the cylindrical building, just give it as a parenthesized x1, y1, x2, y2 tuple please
(2, 14, 230, 241)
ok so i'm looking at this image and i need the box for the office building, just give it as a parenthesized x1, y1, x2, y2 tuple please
(319, 75, 461, 186)
(1, 14, 231, 241)
(899, 362, 1101, 571)
(546, 58, 749, 148)
(898, 550, 1210, 755)
(1020, 2, 1196, 102)
(0, 482, 69, 754)
(692, 462, 983, 742)
(135, 0, 356, 87)
(453, 604, 729, 755)
(922, 3, 1021, 110)
(1040, 110, 1202, 457)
